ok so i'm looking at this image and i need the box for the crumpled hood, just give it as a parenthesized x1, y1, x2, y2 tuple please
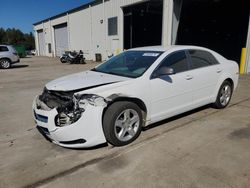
(46, 70, 131, 91)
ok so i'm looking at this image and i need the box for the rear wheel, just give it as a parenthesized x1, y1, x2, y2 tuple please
(103, 101, 143, 146)
(80, 59, 86, 64)
(213, 80, 233, 109)
(0, 59, 11, 69)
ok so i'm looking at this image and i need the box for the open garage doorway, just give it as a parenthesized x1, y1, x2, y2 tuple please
(123, 0, 163, 49)
(176, 0, 250, 62)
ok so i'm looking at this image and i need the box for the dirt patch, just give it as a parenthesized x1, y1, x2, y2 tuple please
(97, 155, 128, 173)
(230, 124, 250, 139)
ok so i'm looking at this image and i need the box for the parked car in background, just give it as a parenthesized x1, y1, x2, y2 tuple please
(31, 50, 36, 56)
(26, 49, 36, 56)
(0, 45, 20, 69)
(33, 45, 239, 148)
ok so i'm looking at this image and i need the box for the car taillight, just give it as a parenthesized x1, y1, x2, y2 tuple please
(13, 52, 18, 56)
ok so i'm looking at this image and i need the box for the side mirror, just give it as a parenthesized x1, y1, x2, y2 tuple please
(154, 67, 175, 78)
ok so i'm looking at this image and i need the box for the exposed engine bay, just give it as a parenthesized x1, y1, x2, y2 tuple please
(37, 87, 107, 127)
(39, 88, 74, 109)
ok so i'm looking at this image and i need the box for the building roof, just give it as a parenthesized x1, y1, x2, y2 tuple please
(33, 0, 104, 26)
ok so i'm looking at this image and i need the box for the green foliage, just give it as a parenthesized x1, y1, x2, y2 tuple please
(0, 28, 35, 50)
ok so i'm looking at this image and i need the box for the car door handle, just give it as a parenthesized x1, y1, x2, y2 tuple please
(217, 69, 222, 73)
(185, 75, 193, 80)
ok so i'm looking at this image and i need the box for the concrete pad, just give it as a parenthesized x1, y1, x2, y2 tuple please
(39, 102, 250, 188)
(0, 57, 250, 188)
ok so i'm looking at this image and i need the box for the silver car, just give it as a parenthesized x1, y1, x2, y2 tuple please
(0, 45, 20, 69)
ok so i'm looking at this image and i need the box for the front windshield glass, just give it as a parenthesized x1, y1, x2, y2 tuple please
(93, 51, 163, 78)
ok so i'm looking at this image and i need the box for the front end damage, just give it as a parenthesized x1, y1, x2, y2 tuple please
(33, 88, 108, 148)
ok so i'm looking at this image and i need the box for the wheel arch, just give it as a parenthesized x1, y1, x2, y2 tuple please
(0, 57, 12, 62)
(224, 78, 234, 90)
(212, 77, 234, 109)
(102, 95, 148, 126)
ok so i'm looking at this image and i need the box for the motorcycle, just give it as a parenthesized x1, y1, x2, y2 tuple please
(60, 50, 86, 64)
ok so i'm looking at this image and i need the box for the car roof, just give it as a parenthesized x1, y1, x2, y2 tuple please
(128, 45, 211, 52)
(0, 45, 11, 47)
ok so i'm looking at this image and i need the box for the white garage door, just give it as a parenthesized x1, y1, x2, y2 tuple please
(54, 23, 68, 56)
(37, 30, 45, 56)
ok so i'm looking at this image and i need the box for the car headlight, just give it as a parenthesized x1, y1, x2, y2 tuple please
(55, 94, 107, 127)
(75, 94, 107, 108)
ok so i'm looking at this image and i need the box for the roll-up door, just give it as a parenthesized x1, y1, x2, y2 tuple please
(37, 29, 45, 56)
(54, 23, 68, 56)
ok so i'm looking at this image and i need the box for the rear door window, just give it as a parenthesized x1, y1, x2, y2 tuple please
(188, 50, 219, 69)
(0, 46, 9, 52)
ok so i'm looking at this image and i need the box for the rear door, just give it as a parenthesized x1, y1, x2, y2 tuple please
(186, 49, 221, 106)
(149, 50, 194, 122)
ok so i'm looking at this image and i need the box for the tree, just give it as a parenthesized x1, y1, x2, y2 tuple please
(23, 32, 35, 50)
(0, 27, 35, 50)
(0, 28, 7, 44)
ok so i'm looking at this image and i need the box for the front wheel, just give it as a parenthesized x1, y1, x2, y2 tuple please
(103, 101, 143, 146)
(213, 80, 233, 109)
(60, 57, 67, 63)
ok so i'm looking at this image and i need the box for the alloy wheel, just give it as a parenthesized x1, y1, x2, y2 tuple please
(1, 60, 10, 69)
(219, 84, 232, 106)
(114, 109, 140, 142)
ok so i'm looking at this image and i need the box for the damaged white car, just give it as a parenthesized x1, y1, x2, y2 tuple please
(33, 46, 239, 148)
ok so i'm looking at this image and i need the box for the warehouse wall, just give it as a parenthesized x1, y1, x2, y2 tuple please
(34, 0, 172, 60)
(34, 15, 68, 57)
(104, 0, 146, 59)
(69, 8, 92, 59)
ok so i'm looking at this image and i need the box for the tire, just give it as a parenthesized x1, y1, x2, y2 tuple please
(80, 59, 86, 64)
(103, 101, 143, 146)
(0, 58, 11, 69)
(60, 57, 67, 63)
(213, 80, 233, 109)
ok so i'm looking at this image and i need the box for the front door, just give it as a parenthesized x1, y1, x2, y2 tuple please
(149, 50, 194, 122)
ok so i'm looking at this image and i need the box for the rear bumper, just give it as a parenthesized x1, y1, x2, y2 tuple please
(32, 96, 107, 148)
(11, 59, 20, 64)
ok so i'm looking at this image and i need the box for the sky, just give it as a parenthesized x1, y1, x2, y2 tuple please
(0, 0, 93, 34)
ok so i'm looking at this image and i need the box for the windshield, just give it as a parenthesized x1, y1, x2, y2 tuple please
(93, 51, 163, 78)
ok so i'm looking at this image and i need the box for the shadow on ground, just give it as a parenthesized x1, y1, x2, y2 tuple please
(10, 65, 29, 69)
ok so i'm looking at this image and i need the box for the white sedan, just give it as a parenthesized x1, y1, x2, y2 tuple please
(32, 46, 239, 148)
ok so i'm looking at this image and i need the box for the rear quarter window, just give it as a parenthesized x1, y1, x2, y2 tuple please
(0, 46, 9, 52)
(188, 50, 219, 69)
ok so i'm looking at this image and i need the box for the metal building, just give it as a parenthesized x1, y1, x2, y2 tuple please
(33, 0, 250, 73)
